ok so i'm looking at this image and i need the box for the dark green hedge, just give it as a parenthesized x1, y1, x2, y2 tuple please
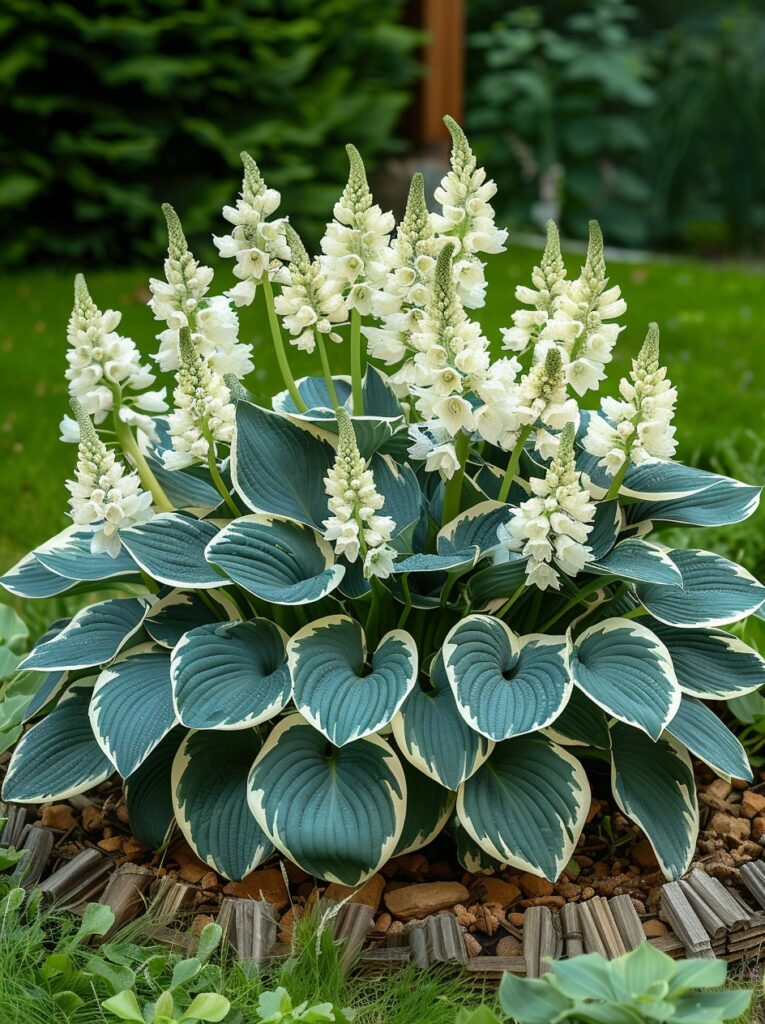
(0, 0, 420, 266)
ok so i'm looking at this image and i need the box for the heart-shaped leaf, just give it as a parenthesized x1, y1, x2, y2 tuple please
(90, 645, 177, 777)
(609, 721, 697, 880)
(443, 615, 572, 742)
(636, 549, 765, 627)
(457, 735, 590, 881)
(121, 514, 227, 589)
(20, 598, 149, 672)
(288, 615, 417, 746)
(588, 539, 682, 585)
(570, 618, 680, 740)
(144, 590, 237, 649)
(437, 501, 510, 559)
(173, 729, 273, 880)
(231, 402, 334, 528)
(392, 651, 493, 790)
(394, 757, 455, 856)
(205, 514, 344, 605)
(248, 715, 406, 884)
(3, 682, 113, 802)
(667, 696, 751, 783)
(172, 619, 290, 729)
(125, 727, 186, 848)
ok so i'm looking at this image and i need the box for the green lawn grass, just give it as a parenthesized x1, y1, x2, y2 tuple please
(1, 245, 763, 573)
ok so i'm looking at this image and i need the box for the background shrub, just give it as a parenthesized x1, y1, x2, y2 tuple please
(0, 0, 420, 266)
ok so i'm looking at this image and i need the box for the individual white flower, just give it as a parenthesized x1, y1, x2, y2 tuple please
(320, 144, 395, 304)
(430, 116, 508, 309)
(515, 346, 578, 437)
(153, 295, 254, 378)
(582, 323, 678, 476)
(149, 204, 215, 329)
(274, 224, 347, 354)
(164, 328, 236, 471)
(323, 408, 397, 577)
(213, 151, 290, 307)
(498, 422, 595, 590)
(501, 220, 569, 355)
(66, 399, 153, 558)
(65, 274, 165, 429)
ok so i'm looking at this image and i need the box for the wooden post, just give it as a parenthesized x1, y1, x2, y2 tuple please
(419, 0, 465, 147)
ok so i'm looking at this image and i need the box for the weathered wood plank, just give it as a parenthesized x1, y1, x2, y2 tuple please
(686, 869, 750, 930)
(678, 879, 726, 939)
(560, 902, 584, 958)
(660, 881, 715, 959)
(609, 894, 645, 952)
(218, 897, 277, 964)
(37, 848, 113, 906)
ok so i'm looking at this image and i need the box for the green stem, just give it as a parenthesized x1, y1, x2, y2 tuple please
(112, 409, 172, 512)
(316, 334, 340, 408)
(620, 606, 645, 620)
(350, 308, 364, 415)
(604, 460, 629, 501)
(441, 430, 471, 527)
(397, 573, 413, 629)
(439, 572, 459, 609)
(498, 426, 532, 503)
(262, 276, 307, 412)
(365, 579, 381, 643)
(539, 576, 614, 633)
(497, 582, 526, 620)
(205, 440, 241, 518)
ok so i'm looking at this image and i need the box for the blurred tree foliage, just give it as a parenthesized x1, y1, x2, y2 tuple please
(468, 0, 765, 254)
(0, 0, 420, 267)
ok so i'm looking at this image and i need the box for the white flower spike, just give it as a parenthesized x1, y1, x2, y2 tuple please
(323, 408, 397, 578)
(499, 422, 595, 591)
(275, 224, 347, 354)
(502, 220, 569, 355)
(66, 399, 153, 558)
(149, 204, 214, 330)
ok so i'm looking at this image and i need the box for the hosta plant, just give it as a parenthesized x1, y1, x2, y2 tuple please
(2, 118, 764, 887)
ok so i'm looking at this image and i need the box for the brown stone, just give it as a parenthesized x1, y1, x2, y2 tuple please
(384, 881, 469, 921)
(643, 919, 668, 938)
(284, 861, 310, 884)
(324, 872, 385, 912)
(709, 812, 751, 843)
(41, 804, 77, 831)
(374, 912, 392, 934)
(278, 907, 299, 943)
(97, 836, 124, 853)
(496, 935, 522, 957)
(508, 912, 525, 928)
(518, 873, 554, 898)
(557, 882, 581, 900)
(707, 779, 732, 801)
(752, 815, 765, 841)
(585, 798, 602, 824)
(122, 838, 149, 861)
(199, 871, 221, 892)
(80, 805, 103, 832)
(741, 791, 765, 819)
(469, 877, 521, 907)
(223, 868, 290, 910)
(632, 839, 659, 870)
(463, 933, 482, 958)
(521, 895, 565, 911)
(116, 803, 130, 825)
(192, 914, 214, 936)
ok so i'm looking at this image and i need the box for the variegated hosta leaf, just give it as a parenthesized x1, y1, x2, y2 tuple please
(22, 670, 69, 723)
(370, 454, 423, 540)
(125, 727, 186, 849)
(588, 539, 682, 585)
(3, 682, 113, 802)
(609, 721, 698, 880)
(90, 644, 177, 777)
(205, 514, 344, 605)
(172, 619, 290, 730)
(640, 617, 765, 699)
(544, 687, 610, 750)
(570, 618, 679, 741)
(450, 813, 504, 873)
(121, 513, 226, 589)
(0, 550, 80, 599)
(274, 374, 351, 415)
(231, 402, 334, 529)
(390, 551, 477, 575)
(20, 597, 150, 672)
(624, 477, 761, 529)
(288, 615, 417, 746)
(443, 615, 571, 742)
(248, 715, 406, 885)
(465, 556, 530, 607)
(587, 499, 621, 560)
(457, 735, 590, 881)
(667, 696, 751, 783)
(636, 549, 765, 628)
(578, 451, 732, 502)
(173, 729, 273, 880)
(392, 651, 493, 790)
(144, 589, 238, 649)
(394, 756, 455, 856)
(437, 501, 511, 560)
(31, 525, 140, 582)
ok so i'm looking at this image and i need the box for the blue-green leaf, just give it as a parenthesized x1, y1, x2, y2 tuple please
(443, 615, 571, 742)
(172, 619, 290, 729)
(288, 616, 417, 745)
(640, 617, 765, 699)
(0, 551, 79, 599)
(457, 735, 590, 880)
(248, 715, 406, 884)
(391, 551, 476, 574)
(544, 687, 610, 750)
(437, 501, 510, 559)
(570, 618, 679, 740)
(205, 514, 344, 605)
(90, 645, 177, 777)
(121, 514, 227, 589)
(370, 454, 423, 541)
(394, 757, 455, 856)
(392, 651, 493, 790)
(144, 589, 238, 649)
(32, 527, 140, 583)
(588, 539, 682, 585)
(667, 696, 751, 782)
(585, 499, 620, 561)
(231, 403, 334, 528)
(636, 549, 765, 627)
(609, 721, 697, 880)
(625, 478, 761, 528)
(173, 729, 273, 880)
(578, 451, 732, 501)
(3, 683, 113, 802)
(20, 598, 149, 671)
(465, 555, 530, 606)
(125, 727, 186, 849)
